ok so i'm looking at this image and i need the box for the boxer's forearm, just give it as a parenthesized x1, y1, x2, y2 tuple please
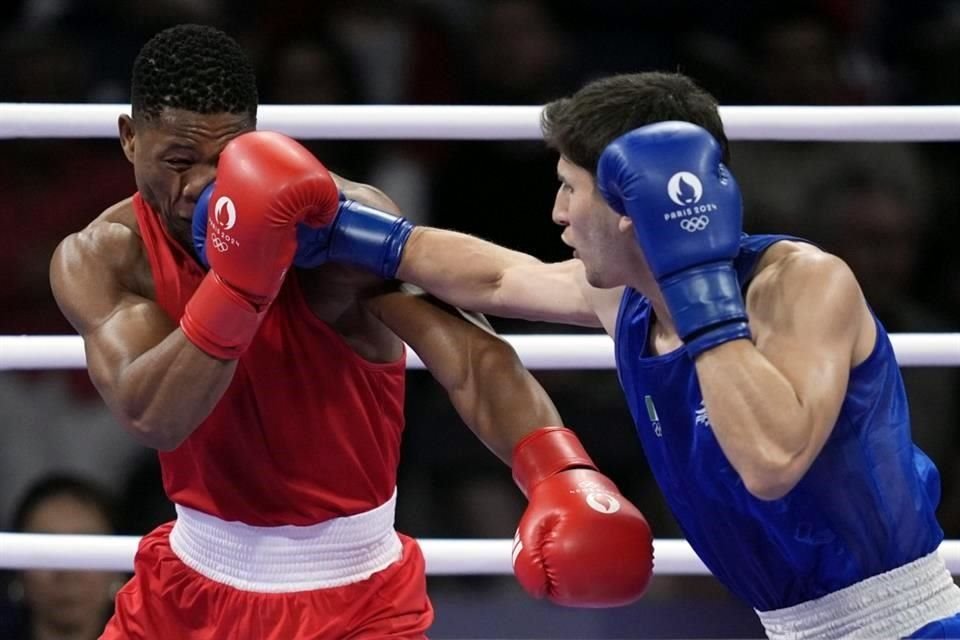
(397, 227, 534, 314)
(694, 340, 841, 501)
(693, 252, 862, 500)
(447, 342, 564, 465)
(397, 228, 600, 326)
(101, 330, 237, 451)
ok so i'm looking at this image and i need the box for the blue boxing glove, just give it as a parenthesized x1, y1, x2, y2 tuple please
(192, 182, 346, 270)
(294, 198, 414, 277)
(191, 181, 216, 268)
(193, 182, 414, 278)
(596, 121, 750, 358)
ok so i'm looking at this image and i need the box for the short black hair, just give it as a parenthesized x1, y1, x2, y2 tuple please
(542, 72, 729, 174)
(12, 474, 117, 533)
(131, 24, 258, 123)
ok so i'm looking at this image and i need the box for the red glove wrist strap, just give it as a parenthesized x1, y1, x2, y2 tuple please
(180, 271, 265, 360)
(511, 427, 598, 497)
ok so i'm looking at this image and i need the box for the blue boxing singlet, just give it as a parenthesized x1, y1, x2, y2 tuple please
(614, 234, 944, 612)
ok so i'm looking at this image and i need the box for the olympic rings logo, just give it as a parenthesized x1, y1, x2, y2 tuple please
(212, 236, 229, 253)
(680, 216, 710, 232)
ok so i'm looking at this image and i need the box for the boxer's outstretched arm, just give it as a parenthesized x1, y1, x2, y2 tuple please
(328, 175, 605, 327)
(364, 285, 560, 463)
(302, 170, 617, 331)
(51, 221, 236, 451)
(397, 228, 606, 328)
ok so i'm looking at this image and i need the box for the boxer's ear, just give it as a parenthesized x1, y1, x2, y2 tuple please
(118, 115, 136, 163)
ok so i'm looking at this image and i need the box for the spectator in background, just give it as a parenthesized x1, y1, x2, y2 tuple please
(896, 3, 960, 332)
(728, 5, 929, 236)
(431, 0, 577, 267)
(0, 28, 132, 337)
(1, 475, 123, 640)
(257, 32, 375, 183)
(750, 7, 853, 106)
(0, 11, 158, 553)
(806, 169, 938, 330)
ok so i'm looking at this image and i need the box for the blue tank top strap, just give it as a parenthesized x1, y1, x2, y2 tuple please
(733, 233, 811, 289)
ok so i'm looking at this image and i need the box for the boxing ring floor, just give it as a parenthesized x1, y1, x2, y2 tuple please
(1, 103, 960, 638)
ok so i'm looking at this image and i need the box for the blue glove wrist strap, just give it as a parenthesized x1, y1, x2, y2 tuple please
(328, 200, 414, 279)
(684, 322, 752, 359)
(658, 263, 752, 359)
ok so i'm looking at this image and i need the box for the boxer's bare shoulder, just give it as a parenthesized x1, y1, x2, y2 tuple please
(68, 197, 142, 264)
(97, 197, 139, 231)
(50, 197, 155, 330)
(745, 239, 875, 366)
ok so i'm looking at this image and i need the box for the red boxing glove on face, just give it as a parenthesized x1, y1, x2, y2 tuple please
(512, 427, 654, 608)
(203, 131, 339, 303)
(181, 131, 340, 359)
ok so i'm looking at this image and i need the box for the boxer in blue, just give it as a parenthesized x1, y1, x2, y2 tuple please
(211, 71, 960, 637)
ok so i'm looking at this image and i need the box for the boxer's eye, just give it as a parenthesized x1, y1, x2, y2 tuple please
(166, 158, 191, 170)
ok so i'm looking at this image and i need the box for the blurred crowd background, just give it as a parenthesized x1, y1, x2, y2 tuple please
(1, 0, 959, 637)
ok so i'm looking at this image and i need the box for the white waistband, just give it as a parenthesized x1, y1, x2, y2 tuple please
(169, 490, 402, 593)
(757, 550, 960, 639)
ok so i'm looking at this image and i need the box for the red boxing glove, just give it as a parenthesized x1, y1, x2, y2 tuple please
(512, 427, 654, 608)
(181, 131, 339, 359)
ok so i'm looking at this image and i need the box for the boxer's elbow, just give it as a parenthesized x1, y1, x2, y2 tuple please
(109, 368, 212, 451)
(123, 411, 192, 451)
(739, 453, 807, 501)
(464, 335, 531, 413)
(742, 473, 796, 502)
(447, 334, 517, 417)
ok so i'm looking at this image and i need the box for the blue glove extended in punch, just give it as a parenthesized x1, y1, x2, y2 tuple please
(193, 182, 414, 277)
(596, 121, 750, 359)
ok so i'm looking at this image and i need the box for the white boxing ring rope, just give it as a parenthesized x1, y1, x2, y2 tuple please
(3, 104, 959, 578)
(1, 333, 960, 371)
(3, 104, 960, 140)
(0, 535, 715, 575)
(4, 535, 960, 577)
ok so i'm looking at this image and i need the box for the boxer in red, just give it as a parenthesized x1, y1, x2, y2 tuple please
(48, 24, 653, 639)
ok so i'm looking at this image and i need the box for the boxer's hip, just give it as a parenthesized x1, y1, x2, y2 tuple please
(101, 490, 433, 639)
(169, 489, 402, 592)
(756, 550, 960, 639)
